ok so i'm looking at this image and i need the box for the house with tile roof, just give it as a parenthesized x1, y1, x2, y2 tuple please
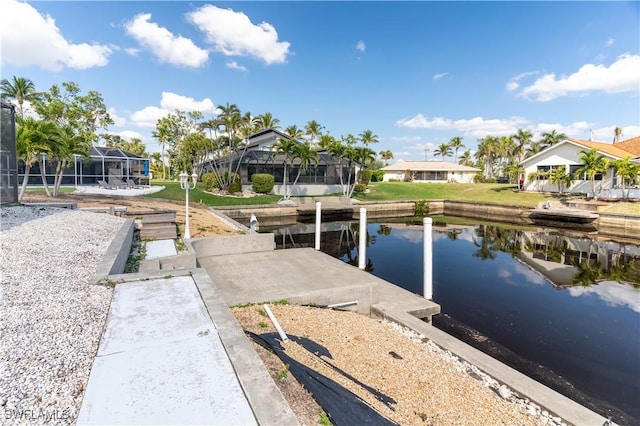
(520, 136, 640, 198)
(381, 161, 480, 183)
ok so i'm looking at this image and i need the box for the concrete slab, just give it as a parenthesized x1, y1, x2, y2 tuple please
(145, 239, 177, 260)
(78, 276, 256, 425)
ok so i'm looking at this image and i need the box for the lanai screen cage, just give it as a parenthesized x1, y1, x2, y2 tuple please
(19, 146, 150, 187)
(0, 102, 18, 204)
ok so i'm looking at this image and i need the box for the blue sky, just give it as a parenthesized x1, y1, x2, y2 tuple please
(2, 1, 639, 162)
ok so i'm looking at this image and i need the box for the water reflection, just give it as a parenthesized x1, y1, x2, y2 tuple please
(261, 218, 640, 423)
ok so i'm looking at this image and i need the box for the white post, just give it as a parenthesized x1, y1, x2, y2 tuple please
(423, 217, 433, 300)
(184, 184, 191, 239)
(315, 202, 321, 250)
(358, 208, 367, 270)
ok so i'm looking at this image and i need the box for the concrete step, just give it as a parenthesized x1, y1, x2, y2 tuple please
(141, 224, 177, 239)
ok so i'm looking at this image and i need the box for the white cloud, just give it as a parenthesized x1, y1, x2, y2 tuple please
(117, 130, 145, 141)
(506, 71, 538, 92)
(130, 106, 169, 128)
(591, 125, 640, 142)
(160, 92, 216, 113)
(606, 37, 615, 47)
(568, 281, 640, 313)
(1, 0, 112, 70)
(396, 114, 528, 138)
(356, 40, 366, 52)
(187, 5, 290, 64)
(125, 13, 209, 68)
(107, 108, 127, 127)
(226, 61, 248, 72)
(519, 54, 640, 101)
(125, 47, 140, 56)
(433, 72, 448, 80)
(390, 136, 422, 143)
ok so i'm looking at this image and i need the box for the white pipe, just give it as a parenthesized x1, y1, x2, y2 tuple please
(423, 217, 433, 300)
(326, 300, 358, 309)
(358, 208, 367, 270)
(315, 201, 321, 250)
(263, 304, 288, 343)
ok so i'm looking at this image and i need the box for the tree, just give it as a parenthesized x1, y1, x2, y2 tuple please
(458, 149, 473, 167)
(304, 120, 323, 145)
(475, 136, 500, 179)
(433, 143, 452, 161)
(15, 117, 58, 201)
(272, 137, 299, 201)
(318, 134, 335, 149)
(449, 136, 465, 162)
(51, 125, 90, 196)
(1, 76, 39, 117)
(256, 112, 280, 130)
(359, 129, 379, 147)
(379, 150, 394, 166)
(548, 165, 574, 194)
(574, 149, 609, 198)
(540, 130, 566, 148)
(611, 157, 640, 199)
(289, 142, 319, 197)
(613, 126, 623, 144)
(512, 129, 533, 162)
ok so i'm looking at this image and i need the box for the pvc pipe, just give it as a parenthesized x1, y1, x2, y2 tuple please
(423, 217, 433, 300)
(315, 202, 321, 250)
(326, 301, 358, 309)
(263, 304, 289, 343)
(358, 208, 367, 270)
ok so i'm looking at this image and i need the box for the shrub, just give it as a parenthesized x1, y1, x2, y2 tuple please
(229, 180, 242, 194)
(251, 173, 275, 194)
(358, 170, 372, 184)
(201, 173, 218, 191)
(415, 199, 429, 217)
(353, 183, 367, 193)
(370, 170, 385, 182)
(483, 177, 497, 183)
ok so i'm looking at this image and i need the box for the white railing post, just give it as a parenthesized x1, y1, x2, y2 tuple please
(358, 208, 367, 270)
(423, 217, 433, 299)
(315, 202, 321, 250)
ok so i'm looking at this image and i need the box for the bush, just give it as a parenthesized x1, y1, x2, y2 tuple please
(201, 173, 218, 191)
(353, 183, 367, 193)
(228, 180, 242, 194)
(251, 173, 275, 194)
(415, 199, 429, 217)
(358, 170, 372, 184)
(483, 177, 497, 183)
(370, 170, 385, 182)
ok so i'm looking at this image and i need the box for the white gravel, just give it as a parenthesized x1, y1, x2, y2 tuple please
(0, 206, 126, 425)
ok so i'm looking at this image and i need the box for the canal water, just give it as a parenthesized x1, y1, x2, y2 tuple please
(261, 217, 640, 424)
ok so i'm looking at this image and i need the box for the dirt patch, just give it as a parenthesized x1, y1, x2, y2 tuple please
(20, 193, 239, 238)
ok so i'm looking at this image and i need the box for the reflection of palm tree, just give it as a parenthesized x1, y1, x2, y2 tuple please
(377, 224, 392, 236)
(446, 228, 461, 240)
(570, 260, 603, 287)
(472, 225, 498, 261)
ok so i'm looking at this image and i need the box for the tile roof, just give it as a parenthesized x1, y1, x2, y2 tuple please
(615, 136, 640, 156)
(382, 161, 479, 172)
(565, 138, 638, 159)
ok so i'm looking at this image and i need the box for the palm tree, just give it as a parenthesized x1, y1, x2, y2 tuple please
(272, 137, 299, 200)
(613, 126, 623, 144)
(574, 148, 609, 198)
(475, 136, 500, 179)
(359, 129, 379, 147)
(304, 120, 323, 145)
(318, 134, 335, 149)
(449, 136, 465, 162)
(433, 142, 452, 161)
(540, 130, 566, 148)
(51, 125, 90, 196)
(512, 129, 533, 162)
(1, 76, 38, 117)
(458, 149, 473, 166)
(379, 150, 394, 166)
(526, 140, 545, 158)
(289, 142, 319, 196)
(548, 165, 574, 194)
(256, 112, 280, 130)
(611, 157, 640, 199)
(16, 117, 57, 201)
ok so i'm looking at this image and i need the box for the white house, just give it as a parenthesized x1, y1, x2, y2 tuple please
(381, 161, 480, 183)
(520, 136, 640, 197)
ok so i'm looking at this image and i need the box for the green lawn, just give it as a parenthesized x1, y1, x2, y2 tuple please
(354, 182, 563, 208)
(144, 181, 281, 206)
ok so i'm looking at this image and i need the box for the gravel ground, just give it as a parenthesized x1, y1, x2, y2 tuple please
(0, 206, 125, 425)
(233, 304, 568, 426)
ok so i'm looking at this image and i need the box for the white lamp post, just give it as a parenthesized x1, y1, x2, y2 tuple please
(179, 171, 198, 239)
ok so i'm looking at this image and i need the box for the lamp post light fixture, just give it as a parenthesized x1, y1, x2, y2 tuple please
(179, 171, 198, 239)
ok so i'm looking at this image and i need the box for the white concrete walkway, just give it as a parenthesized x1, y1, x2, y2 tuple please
(77, 276, 256, 425)
(145, 239, 178, 259)
(73, 185, 165, 197)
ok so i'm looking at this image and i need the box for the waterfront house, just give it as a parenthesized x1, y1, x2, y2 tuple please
(380, 160, 480, 183)
(520, 136, 640, 198)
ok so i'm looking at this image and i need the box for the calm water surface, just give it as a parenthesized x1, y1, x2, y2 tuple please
(264, 218, 640, 423)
